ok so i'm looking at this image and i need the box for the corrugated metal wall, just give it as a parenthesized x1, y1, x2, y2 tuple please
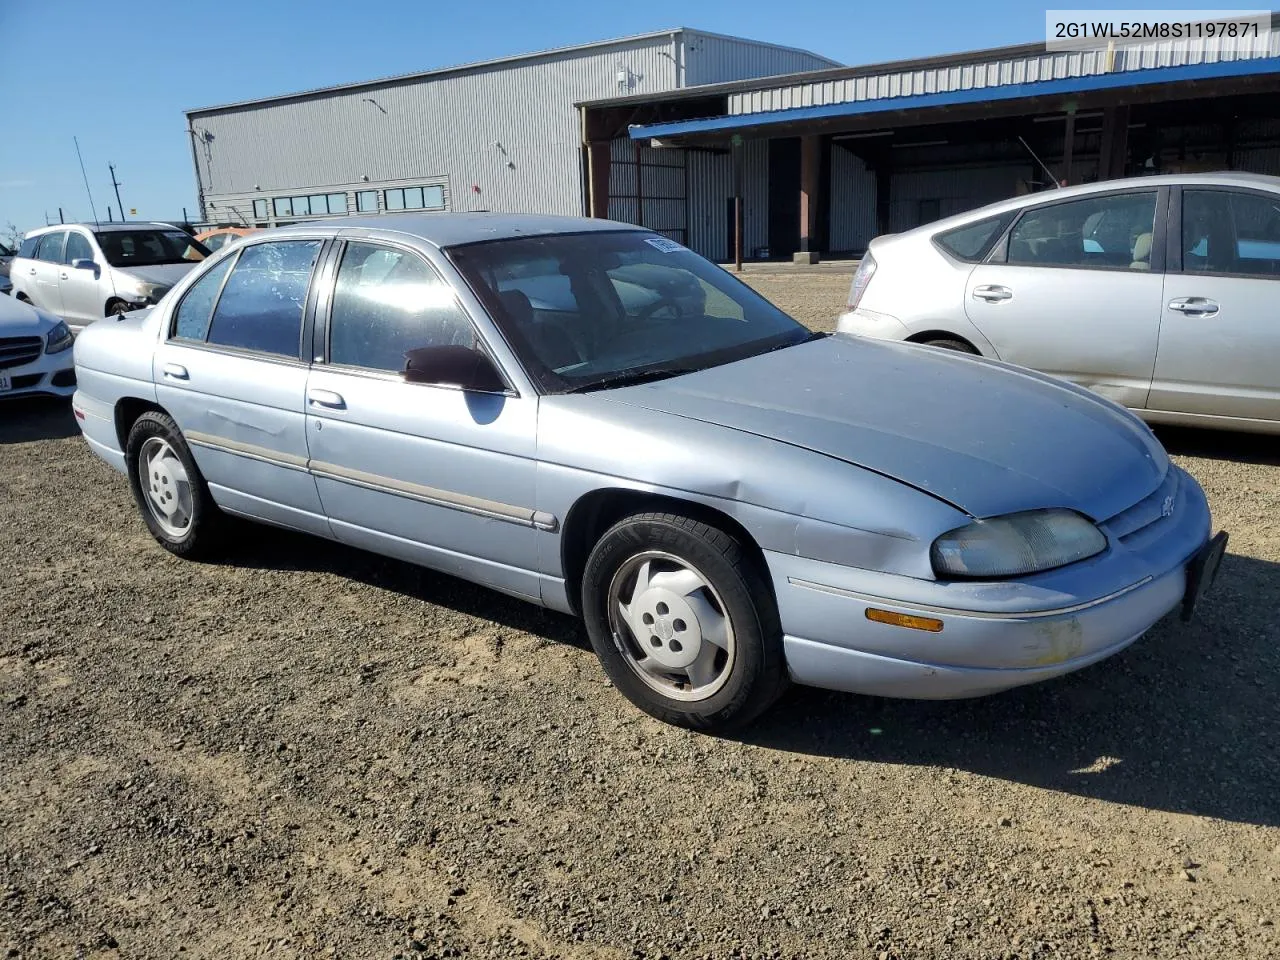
(686, 142, 769, 262)
(827, 145, 877, 252)
(888, 164, 1032, 233)
(190, 30, 840, 227)
(682, 31, 840, 86)
(607, 138, 688, 241)
(728, 33, 1280, 115)
(191, 35, 687, 222)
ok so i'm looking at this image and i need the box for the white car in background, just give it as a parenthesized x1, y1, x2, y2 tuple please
(9, 223, 210, 330)
(837, 172, 1280, 435)
(0, 293, 75, 399)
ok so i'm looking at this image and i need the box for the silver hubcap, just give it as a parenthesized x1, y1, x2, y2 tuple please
(139, 437, 193, 538)
(607, 551, 736, 702)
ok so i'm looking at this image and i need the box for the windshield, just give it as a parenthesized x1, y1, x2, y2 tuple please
(94, 229, 210, 267)
(449, 231, 811, 393)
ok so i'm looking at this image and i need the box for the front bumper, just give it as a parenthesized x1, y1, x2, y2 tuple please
(770, 467, 1214, 700)
(0, 352, 76, 399)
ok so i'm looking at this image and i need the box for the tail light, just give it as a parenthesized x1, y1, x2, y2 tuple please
(847, 252, 877, 310)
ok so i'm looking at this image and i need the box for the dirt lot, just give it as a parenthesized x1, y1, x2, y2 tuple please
(3, 272, 1279, 959)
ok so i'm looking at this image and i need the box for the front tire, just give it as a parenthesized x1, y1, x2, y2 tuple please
(125, 411, 226, 559)
(581, 511, 787, 730)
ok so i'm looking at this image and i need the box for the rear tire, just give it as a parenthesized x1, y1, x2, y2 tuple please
(919, 337, 977, 354)
(581, 511, 788, 731)
(125, 411, 227, 559)
(106, 299, 131, 317)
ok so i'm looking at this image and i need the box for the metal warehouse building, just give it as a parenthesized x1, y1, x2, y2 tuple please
(188, 21, 1280, 263)
(185, 30, 838, 236)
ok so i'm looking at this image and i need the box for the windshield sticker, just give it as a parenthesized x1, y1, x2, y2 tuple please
(644, 237, 684, 254)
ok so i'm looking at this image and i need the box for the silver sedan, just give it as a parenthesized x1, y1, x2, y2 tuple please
(71, 214, 1225, 730)
(838, 172, 1280, 435)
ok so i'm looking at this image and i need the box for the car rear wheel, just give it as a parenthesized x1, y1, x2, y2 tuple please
(581, 511, 787, 730)
(920, 337, 977, 354)
(125, 411, 226, 559)
(107, 299, 131, 317)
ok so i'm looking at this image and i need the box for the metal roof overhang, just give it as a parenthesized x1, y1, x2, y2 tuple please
(628, 56, 1280, 146)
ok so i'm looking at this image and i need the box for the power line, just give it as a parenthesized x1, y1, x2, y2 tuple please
(73, 136, 100, 224)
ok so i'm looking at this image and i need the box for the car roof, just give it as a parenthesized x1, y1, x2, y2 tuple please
(904, 172, 1280, 239)
(24, 221, 182, 238)
(265, 213, 649, 248)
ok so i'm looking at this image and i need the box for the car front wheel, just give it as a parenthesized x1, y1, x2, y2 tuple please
(125, 411, 226, 559)
(581, 511, 788, 730)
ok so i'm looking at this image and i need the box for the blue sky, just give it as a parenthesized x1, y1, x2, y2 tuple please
(0, 0, 1205, 235)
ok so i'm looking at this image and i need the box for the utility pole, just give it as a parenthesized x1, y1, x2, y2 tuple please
(109, 164, 126, 220)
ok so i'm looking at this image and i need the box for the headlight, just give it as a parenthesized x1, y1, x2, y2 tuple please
(126, 282, 169, 305)
(930, 509, 1106, 579)
(45, 321, 74, 354)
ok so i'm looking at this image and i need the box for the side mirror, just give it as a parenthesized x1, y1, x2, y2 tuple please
(71, 258, 99, 275)
(403, 344, 506, 393)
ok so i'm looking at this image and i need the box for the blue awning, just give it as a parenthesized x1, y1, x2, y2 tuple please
(629, 56, 1280, 140)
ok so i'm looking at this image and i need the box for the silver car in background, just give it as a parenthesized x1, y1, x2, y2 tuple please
(71, 215, 1224, 730)
(9, 222, 210, 330)
(838, 172, 1280, 435)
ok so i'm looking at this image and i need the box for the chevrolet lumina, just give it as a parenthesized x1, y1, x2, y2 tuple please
(70, 215, 1227, 730)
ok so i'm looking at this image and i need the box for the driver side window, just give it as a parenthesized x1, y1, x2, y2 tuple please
(328, 242, 476, 373)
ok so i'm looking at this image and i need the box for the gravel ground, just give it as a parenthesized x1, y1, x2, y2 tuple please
(2, 272, 1278, 959)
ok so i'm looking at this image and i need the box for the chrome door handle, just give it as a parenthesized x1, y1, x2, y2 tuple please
(972, 284, 1013, 302)
(162, 363, 189, 380)
(307, 389, 345, 409)
(1168, 297, 1219, 316)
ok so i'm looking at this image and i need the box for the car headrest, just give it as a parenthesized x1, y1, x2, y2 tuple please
(498, 288, 534, 327)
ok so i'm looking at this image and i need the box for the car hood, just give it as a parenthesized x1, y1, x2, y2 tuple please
(115, 262, 199, 287)
(600, 335, 1167, 521)
(0, 292, 56, 334)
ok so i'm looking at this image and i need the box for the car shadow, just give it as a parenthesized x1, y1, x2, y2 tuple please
(0, 397, 78, 444)
(217, 527, 591, 651)
(738, 551, 1280, 828)
(1154, 423, 1280, 467)
(218, 525, 1278, 826)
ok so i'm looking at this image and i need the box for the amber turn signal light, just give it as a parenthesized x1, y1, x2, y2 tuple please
(865, 607, 944, 632)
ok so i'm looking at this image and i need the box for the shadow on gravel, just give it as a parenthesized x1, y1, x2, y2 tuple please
(216, 528, 590, 650)
(1154, 424, 1280, 467)
(0, 397, 78, 444)
(741, 551, 1280, 828)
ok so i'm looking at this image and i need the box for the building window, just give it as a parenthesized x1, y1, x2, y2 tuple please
(356, 190, 378, 213)
(384, 184, 446, 212)
(270, 192, 349, 220)
(253, 199, 268, 219)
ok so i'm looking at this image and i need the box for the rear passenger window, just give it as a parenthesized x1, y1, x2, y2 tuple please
(36, 233, 66, 263)
(328, 242, 475, 372)
(206, 241, 321, 358)
(1183, 189, 1280, 278)
(935, 216, 1010, 262)
(172, 257, 235, 341)
(18, 237, 38, 259)
(1007, 193, 1157, 271)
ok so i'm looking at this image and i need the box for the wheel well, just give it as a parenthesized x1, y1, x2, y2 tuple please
(113, 397, 166, 451)
(905, 330, 981, 353)
(104, 298, 126, 316)
(558, 488, 768, 616)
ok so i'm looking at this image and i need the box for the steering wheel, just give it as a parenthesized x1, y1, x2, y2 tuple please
(633, 296, 684, 322)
